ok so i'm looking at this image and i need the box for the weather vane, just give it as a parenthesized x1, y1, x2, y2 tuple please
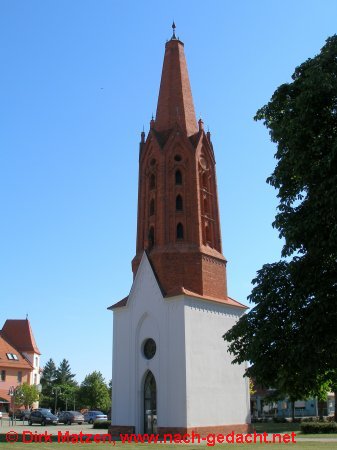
(172, 21, 176, 39)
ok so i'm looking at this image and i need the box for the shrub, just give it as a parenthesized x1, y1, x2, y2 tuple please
(300, 421, 337, 434)
(93, 420, 111, 429)
(272, 417, 288, 423)
(326, 416, 336, 422)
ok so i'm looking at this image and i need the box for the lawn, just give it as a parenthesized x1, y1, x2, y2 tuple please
(252, 422, 300, 434)
(1, 423, 337, 449)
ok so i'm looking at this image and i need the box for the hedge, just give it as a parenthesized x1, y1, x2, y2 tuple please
(93, 420, 111, 429)
(300, 421, 337, 434)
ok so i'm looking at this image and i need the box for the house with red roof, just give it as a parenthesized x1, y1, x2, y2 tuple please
(0, 319, 41, 412)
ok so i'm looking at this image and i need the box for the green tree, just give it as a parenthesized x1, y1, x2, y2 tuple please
(40, 358, 78, 410)
(224, 35, 337, 420)
(59, 384, 79, 411)
(40, 358, 57, 407)
(53, 359, 78, 411)
(55, 359, 76, 385)
(15, 383, 39, 409)
(78, 371, 110, 412)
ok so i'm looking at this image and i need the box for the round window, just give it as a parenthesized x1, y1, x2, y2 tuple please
(143, 338, 156, 360)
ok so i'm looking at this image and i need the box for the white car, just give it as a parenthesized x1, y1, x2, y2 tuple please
(83, 411, 107, 424)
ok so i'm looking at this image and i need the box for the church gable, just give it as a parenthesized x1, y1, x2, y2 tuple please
(127, 252, 164, 309)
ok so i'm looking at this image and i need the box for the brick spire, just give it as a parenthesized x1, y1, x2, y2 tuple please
(154, 28, 198, 137)
(131, 28, 233, 303)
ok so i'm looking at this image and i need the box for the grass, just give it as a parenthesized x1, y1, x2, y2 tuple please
(252, 422, 300, 434)
(1, 423, 337, 449)
(252, 421, 337, 438)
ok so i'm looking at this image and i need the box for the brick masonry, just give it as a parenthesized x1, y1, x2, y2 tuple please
(109, 424, 251, 438)
(108, 425, 135, 438)
(131, 36, 229, 302)
(158, 424, 252, 436)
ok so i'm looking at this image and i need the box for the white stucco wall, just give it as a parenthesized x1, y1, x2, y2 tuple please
(184, 299, 250, 426)
(112, 252, 250, 432)
(112, 253, 187, 432)
(22, 351, 41, 408)
(22, 352, 40, 386)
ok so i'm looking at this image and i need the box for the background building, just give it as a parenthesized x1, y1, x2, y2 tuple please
(0, 319, 41, 412)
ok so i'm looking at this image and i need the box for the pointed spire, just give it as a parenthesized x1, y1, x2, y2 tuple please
(154, 29, 198, 137)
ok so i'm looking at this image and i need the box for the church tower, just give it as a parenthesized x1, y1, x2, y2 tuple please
(109, 25, 250, 436)
(132, 25, 228, 301)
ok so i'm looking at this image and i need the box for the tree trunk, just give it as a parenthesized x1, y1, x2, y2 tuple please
(291, 401, 295, 421)
(318, 399, 325, 420)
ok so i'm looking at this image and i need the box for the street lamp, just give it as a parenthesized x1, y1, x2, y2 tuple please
(8, 386, 16, 425)
(52, 387, 61, 415)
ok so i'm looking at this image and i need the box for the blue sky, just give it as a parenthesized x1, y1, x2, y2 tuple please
(1, 0, 336, 384)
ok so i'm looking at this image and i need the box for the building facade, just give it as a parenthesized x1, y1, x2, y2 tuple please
(109, 26, 250, 435)
(251, 387, 335, 419)
(0, 319, 41, 412)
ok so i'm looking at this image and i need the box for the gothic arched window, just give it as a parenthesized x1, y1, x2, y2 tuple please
(150, 199, 155, 216)
(205, 224, 211, 244)
(176, 195, 183, 211)
(148, 227, 155, 249)
(175, 170, 182, 185)
(204, 197, 209, 214)
(202, 172, 208, 190)
(177, 223, 184, 240)
(150, 174, 156, 190)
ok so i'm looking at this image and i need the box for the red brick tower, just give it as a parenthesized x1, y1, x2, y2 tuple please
(132, 25, 228, 302)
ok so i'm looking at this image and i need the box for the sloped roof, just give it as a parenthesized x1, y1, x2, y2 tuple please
(0, 388, 10, 403)
(108, 290, 246, 311)
(165, 287, 247, 309)
(107, 296, 128, 310)
(0, 334, 33, 370)
(1, 319, 40, 355)
(108, 253, 247, 310)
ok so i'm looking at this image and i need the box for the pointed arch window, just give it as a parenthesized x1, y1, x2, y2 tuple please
(150, 199, 155, 216)
(144, 371, 157, 434)
(150, 174, 156, 190)
(176, 195, 183, 211)
(177, 223, 184, 240)
(202, 172, 208, 190)
(175, 170, 182, 185)
(204, 197, 209, 214)
(148, 227, 155, 250)
(205, 224, 211, 245)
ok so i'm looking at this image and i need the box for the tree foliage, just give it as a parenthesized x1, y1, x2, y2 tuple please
(55, 359, 76, 386)
(40, 359, 56, 392)
(40, 358, 78, 410)
(78, 371, 110, 411)
(224, 35, 337, 419)
(15, 383, 39, 409)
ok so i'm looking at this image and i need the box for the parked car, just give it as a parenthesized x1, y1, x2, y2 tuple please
(58, 411, 84, 425)
(28, 410, 58, 426)
(16, 410, 31, 421)
(83, 410, 107, 424)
